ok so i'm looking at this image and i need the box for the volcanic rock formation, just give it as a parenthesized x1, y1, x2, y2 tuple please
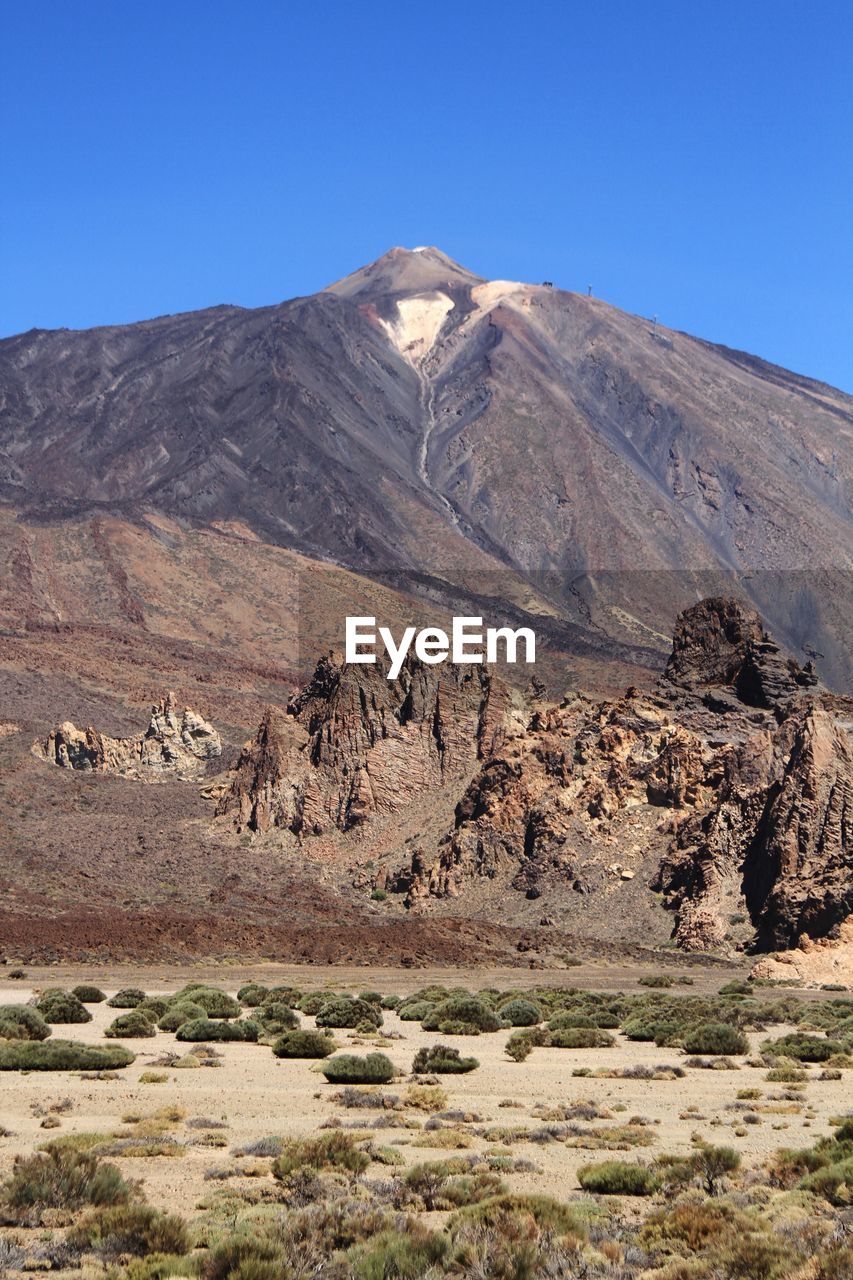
(38, 692, 221, 780)
(223, 597, 850, 955)
(216, 651, 517, 835)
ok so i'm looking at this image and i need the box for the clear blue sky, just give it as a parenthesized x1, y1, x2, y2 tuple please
(2, 1, 851, 390)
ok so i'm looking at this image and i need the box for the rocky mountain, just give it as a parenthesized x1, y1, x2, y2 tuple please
(0, 246, 850, 964)
(0, 246, 850, 686)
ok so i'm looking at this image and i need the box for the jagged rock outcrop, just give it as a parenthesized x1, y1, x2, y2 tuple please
(216, 651, 516, 836)
(396, 598, 851, 953)
(37, 693, 221, 780)
(665, 596, 819, 714)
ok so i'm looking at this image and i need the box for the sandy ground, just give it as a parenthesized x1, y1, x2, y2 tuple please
(1, 969, 848, 1220)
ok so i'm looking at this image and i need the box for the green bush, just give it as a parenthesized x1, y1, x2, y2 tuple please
(3, 1144, 132, 1211)
(107, 988, 146, 1008)
(549, 1027, 615, 1049)
(412, 1044, 479, 1074)
(497, 998, 542, 1027)
(505, 1028, 549, 1062)
(621, 1016, 661, 1041)
(691, 1144, 741, 1195)
(682, 1022, 749, 1056)
(157, 1001, 205, 1032)
(178, 988, 240, 1019)
(136, 998, 169, 1020)
(272, 1130, 369, 1178)
(264, 986, 303, 1006)
(422, 997, 503, 1033)
(176, 1018, 259, 1043)
(0, 1040, 134, 1070)
(762, 1033, 843, 1062)
(577, 1160, 656, 1195)
(272, 1029, 336, 1059)
(398, 1000, 436, 1021)
(380, 994, 400, 1010)
(638, 975, 675, 988)
(316, 997, 382, 1030)
(105, 1009, 157, 1039)
(256, 1001, 299, 1034)
(237, 983, 269, 1005)
(68, 1203, 190, 1257)
(321, 1053, 396, 1084)
(71, 985, 107, 1004)
(297, 992, 333, 1015)
(36, 989, 91, 1024)
(0, 1004, 51, 1042)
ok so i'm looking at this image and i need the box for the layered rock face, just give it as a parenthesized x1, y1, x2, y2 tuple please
(38, 693, 221, 780)
(216, 652, 514, 835)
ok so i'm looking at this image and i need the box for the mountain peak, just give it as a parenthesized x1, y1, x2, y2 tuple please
(325, 245, 484, 299)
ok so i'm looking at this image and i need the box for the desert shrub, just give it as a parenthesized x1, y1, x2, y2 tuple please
(497, 998, 542, 1026)
(68, 1203, 190, 1257)
(3, 1144, 132, 1212)
(549, 1027, 615, 1049)
(712, 1231, 791, 1279)
(0, 1040, 134, 1070)
(691, 1144, 741, 1195)
(412, 1044, 479, 1074)
(264, 986, 303, 1006)
(157, 1001, 205, 1032)
(347, 1224, 447, 1277)
(505, 1028, 549, 1062)
(36, 989, 91, 1024)
(639, 974, 675, 988)
(720, 980, 753, 997)
(136, 998, 169, 1020)
(398, 1000, 436, 1021)
(316, 997, 382, 1029)
(762, 1033, 843, 1062)
(448, 1191, 588, 1237)
(682, 1022, 749, 1056)
(272, 1130, 369, 1178)
(105, 1009, 157, 1039)
(272, 1030, 335, 1059)
(256, 1001, 300, 1034)
(297, 991, 333, 1015)
(422, 997, 503, 1033)
(380, 994, 400, 1009)
(321, 1053, 396, 1084)
(799, 1156, 853, 1205)
(0, 1004, 51, 1042)
(176, 1018, 259, 1043)
(766, 1062, 808, 1082)
(71, 985, 107, 1004)
(622, 1016, 662, 1041)
(358, 991, 383, 1005)
(179, 988, 240, 1019)
(107, 988, 146, 1008)
(550, 1010, 617, 1030)
(237, 983, 268, 1005)
(577, 1159, 656, 1195)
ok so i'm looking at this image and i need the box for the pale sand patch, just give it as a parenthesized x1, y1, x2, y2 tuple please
(0, 975, 847, 1220)
(379, 292, 453, 364)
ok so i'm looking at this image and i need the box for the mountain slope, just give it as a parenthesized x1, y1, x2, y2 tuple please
(1, 246, 850, 685)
